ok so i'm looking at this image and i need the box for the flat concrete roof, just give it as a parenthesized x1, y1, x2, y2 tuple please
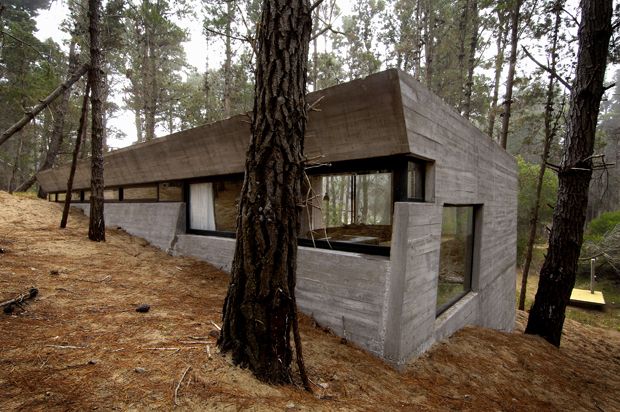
(38, 69, 410, 192)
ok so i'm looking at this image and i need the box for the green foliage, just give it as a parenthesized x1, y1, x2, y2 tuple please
(586, 210, 620, 240)
(516, 156, 558, 259)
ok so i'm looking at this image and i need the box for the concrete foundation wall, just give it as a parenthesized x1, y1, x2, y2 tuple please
(73, 203, 185, 252)
(173, 234, 390, 356)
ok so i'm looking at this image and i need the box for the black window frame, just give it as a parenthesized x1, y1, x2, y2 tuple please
(436, 204, 478, 316)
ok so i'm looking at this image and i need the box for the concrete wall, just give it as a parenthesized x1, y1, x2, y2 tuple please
(73, 203, 185, 252)
(173, 234, 390, 356)
(382, 72, 518, 365)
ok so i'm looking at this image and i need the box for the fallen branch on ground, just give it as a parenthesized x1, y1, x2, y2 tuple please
(45, 345, 86, 349)
(173, 365, 191, 406)
(1, 287, 38, 313)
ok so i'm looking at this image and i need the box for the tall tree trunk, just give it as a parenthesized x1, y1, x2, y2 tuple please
(461, 0, 478, 119)
(223, 0, 233, 117)
(312, 8, 318, 90)
(144, 28, 157, 141)
(218, 0, 312, 387)
(423, 0, 434, 87)
(499, 0, 521, 149)
(457, 0, 470, 110)
(413, 0, 422, 81)
(61, 83, 90, 229)
(525, 0, 612, 346)
(487, 8, 508, 137)
(88, 0, 105, 242)
(8, 133, 23, 194)
(25, 40, 80, 198)
(518, 0, 563, 311)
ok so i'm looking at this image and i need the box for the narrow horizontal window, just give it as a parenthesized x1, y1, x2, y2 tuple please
(159, 182, 183, 201)
(123, 185, 157, 201)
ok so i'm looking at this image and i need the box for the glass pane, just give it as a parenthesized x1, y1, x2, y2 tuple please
(57, 192, 66, 202)
(70, 191, 81, 202)
(355, 173, 392, 225)
(301, 172, 392, 247)
(407, 161, 425, 200)
(84, 190, 91, 200)
(104, 189, 119, 200)
(214, 179, 242, 232)
(437, 206, 474, 311)
(159, 182, 183, 201)
(123, 186, 157, 201)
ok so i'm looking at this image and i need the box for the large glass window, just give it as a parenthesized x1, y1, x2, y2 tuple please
(214, 179, 242, 231)
(187, 178, 242, 233)
(437, 205, 475, 313)
(300, 171, 393, 247)
(104, 189, 119, 200)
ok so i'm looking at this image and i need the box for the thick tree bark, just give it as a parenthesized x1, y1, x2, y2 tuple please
(88, 0, 105, 242)
(61, 83, 90, 229)
(525, 0, 612, 346)
(218, 0, 312, 387)
(0, 64, 88, 149)
(518, 0, 563, 311)
(499, 0, 521, 149)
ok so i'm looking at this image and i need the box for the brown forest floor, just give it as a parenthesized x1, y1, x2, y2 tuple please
(1, 191, 619, 411)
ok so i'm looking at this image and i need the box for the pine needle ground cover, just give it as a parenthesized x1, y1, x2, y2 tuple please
(1, 192, 619, 411)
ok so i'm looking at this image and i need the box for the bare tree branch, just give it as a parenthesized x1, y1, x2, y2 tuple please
(0, 29, 48, 60)
(0, 64, 89, 148)
(310, 0, 326, 14)
(522, 46, 572, 90)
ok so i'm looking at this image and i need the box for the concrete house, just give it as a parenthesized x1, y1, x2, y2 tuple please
(37, 69, 517, 367)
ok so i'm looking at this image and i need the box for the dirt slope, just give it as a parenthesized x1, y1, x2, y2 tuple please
(0, 191, 619, 411)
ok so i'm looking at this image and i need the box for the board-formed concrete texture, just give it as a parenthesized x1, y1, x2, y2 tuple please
(39, 69, 517, 366)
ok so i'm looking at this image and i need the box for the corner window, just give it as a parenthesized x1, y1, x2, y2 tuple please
(437, 205, 475, 314)
(300, 170, 393, 250)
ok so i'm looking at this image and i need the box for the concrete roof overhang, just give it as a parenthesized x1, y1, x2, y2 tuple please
(37, 69, 412, 192)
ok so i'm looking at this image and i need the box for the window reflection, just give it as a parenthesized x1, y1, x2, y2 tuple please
(437, 206, 474, 312)
(301, 171, 392, 246)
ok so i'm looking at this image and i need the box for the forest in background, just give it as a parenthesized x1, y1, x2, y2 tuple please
(0, 0, 619, 264)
